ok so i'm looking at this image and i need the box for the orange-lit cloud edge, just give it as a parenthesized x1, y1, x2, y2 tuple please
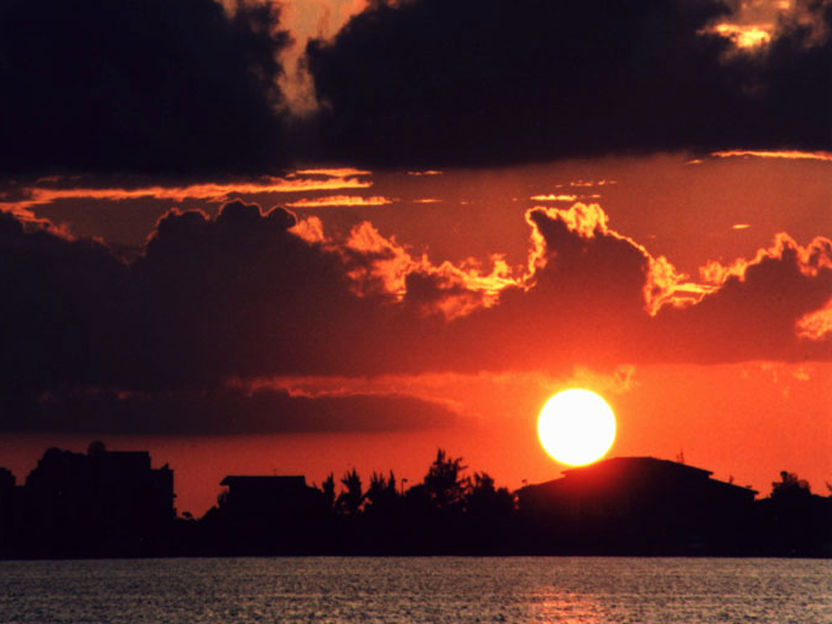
(0, 168, 374, 216)
(711, 150, 832, 162)
(5, 174, 829, 340)
(287, 195, 393, 208)
(706, 23, 774, 48)
(2, 153, 830, 344)
(290, 201, 831, 335)
(5, 149, 829, 217)
(2, 187, 829, 512)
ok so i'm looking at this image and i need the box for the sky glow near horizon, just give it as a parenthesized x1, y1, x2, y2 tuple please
(2, 151, 829, 515)
(0, 0, 829, 516)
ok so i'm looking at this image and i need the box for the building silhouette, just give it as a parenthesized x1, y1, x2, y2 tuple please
(1, 446, 829, 558)
(218, 475, 323, 517)
(204, 474, 331, 554)
(0, 467, 17, 554)
(517, 456, 758, 554)
(3, 442, 174, 557)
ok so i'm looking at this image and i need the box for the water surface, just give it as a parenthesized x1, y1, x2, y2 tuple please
(1, 557, 829, 623)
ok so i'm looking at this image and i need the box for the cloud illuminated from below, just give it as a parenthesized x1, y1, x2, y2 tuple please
(286, 195, 393, 208)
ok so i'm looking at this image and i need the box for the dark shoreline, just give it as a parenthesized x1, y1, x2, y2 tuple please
(3, 446, 830, 560)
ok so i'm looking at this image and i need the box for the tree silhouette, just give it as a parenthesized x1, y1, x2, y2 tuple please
(465, 472, 515, 516)
(365, 470, 399, 516)
(87, 440, 107, 455)
(761, 470, 829, 556)
(5, 444, 831, 558)
(424, 449, 467, 511)
(770, 470, 811, 500)
(320, 473, 336, 510)
(337, 468, 364, 516)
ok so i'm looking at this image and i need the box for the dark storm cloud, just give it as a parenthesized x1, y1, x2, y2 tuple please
(0, 203, 828, 433)
(0, 202, 457, 433)
(0, 211, 126, 413)
(0, 0, 290, 176)
(120, 200, 382, 388)
(306, 0, 831, 166)
(2, 0, 825, 176)
(745, 0, 832, 150)
(5, 386, 458, 434)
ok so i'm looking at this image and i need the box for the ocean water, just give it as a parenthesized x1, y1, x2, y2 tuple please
(0, 557, 829, 623)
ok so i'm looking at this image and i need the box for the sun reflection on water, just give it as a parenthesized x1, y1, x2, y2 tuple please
(529, 587, 605, 623)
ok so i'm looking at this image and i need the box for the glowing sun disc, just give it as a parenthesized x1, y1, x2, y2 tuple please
(537, 389, 616, 466)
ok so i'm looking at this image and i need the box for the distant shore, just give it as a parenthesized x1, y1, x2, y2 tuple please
(2, 444, 830, 560)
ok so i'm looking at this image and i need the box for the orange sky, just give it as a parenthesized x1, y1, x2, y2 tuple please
(0, 0, 830, 529)
(1, 361, 829, 516)
(0, 152, 829, 516)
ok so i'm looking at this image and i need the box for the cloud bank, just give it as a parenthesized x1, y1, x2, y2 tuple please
(15, 386, 458, 434)
(0, 0, 290, 176)
(0, 0, 829, 175)
(0, 200, 828, 432)
(306, 0, 831, 166)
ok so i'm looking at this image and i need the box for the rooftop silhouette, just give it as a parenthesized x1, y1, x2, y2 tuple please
(2, 442, 173, 557)
(517, 456, 758, 555)
(0, 445, 829, 558)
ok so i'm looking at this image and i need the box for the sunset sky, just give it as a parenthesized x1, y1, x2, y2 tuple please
(0, 0, 829, 516)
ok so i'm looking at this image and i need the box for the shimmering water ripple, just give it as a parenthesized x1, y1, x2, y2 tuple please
(0, 557, 829, 623)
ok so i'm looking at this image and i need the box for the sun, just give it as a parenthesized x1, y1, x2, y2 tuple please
(537, 389, 616, 466)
